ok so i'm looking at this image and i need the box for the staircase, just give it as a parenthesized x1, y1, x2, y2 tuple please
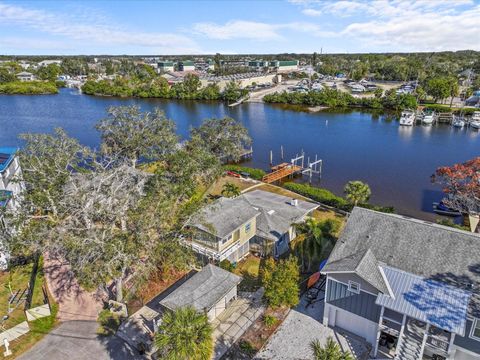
(394, 319, 426, 360)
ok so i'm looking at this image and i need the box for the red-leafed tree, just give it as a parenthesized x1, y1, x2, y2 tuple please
(434, 157, 480, 215)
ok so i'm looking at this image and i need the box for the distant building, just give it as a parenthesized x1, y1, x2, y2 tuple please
(157, 61, 175, 73)
(178, 61, 195, 72)
(269, 60, 299, 72)
(248, 61, 268, 71)
(15, 71, 35, 82)
(37, 60, 62, 67)
(207, 59, 215, 71)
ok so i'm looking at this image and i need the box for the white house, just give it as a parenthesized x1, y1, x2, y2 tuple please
(15, 72, 35, 82)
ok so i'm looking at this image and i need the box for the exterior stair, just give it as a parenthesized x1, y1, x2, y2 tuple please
(394, 319, 426, 360)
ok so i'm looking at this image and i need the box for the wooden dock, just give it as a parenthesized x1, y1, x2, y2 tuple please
(262, 164, 302, 183)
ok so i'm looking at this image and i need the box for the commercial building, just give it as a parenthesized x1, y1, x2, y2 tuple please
(269, 60, 299, 72)
(178, 61, 195, 72)
(157, 61, 175, 73)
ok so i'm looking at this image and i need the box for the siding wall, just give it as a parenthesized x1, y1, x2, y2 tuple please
(326, 278, 382, 323)
(328, 273, 380, 295)
(454, 320, 480, 355)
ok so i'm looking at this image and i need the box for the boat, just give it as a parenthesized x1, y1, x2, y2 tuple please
(470, 111, 480, 130)
(433, 201, 461, 217)
(422, 111, 435, 125)
(452, 115, 465, 128)
(399, 110, 415, 126)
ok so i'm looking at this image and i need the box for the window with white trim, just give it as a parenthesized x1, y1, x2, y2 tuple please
(470, 319, 480, 340)
(348, 280, 360, 294)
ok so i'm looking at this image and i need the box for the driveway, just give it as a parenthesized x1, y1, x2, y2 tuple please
(213, 289, 265, 360)
(17, 320, 143, 360)
(255, 292, 371, 360)
(19, 254, 143, 360)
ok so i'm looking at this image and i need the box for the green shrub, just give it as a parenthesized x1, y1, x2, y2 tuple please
(263, 314, 279, 328)
(262, 256, 300, 308)
(97, 309, 122, 336)
(223, 165, 266, 180)
(0, 81, 58, 94)
(283, 182, 348, 209)
(219, 259, 235, 272)
(239, 340, 257, 356)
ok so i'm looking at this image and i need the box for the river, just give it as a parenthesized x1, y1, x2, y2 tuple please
(1, 88, 479, 220)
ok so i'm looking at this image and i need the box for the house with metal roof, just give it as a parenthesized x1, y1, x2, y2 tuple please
(159, 264, 242, 321)
(186, 189, 317, 263)
(321, 207, 480, 360)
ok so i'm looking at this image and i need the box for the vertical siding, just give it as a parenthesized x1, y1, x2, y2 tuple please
(326, 279, 381, 323)
(454, 320, 480, 354)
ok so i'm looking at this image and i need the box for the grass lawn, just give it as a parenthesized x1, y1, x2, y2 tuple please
(251, 183, 312, 201)
(234, 255, 262, 292)
(311, 209, 346, 237)
(1, 258, 59, 358)
(207, 175, 259, 197)
(0, 259, 47, 329)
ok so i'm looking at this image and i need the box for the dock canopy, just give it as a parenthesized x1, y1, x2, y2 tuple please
(376, 266, 472, 336)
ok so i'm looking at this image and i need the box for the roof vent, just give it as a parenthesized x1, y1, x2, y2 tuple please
(267, 210, 275, 215)
(290, 199, 298, 207)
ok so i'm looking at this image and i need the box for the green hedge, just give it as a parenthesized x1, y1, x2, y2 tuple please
(223, 165, 266, 180)
(423, 104, 478, 115)
(283, 182, 395, 213)
(283, 182, 348, 209)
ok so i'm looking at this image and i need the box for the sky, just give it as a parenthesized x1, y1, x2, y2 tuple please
(0, 0, 479, 55)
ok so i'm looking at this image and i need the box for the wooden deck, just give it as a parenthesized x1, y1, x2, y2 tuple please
(262, 164, 302, 183)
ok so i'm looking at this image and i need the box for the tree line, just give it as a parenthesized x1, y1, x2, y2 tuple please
(82, 73, 248, 102)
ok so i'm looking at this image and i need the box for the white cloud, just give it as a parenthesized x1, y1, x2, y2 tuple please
(192, 20, 334, 41)
(341, 2, 480, 51)
(0, 2, 202, 54)
(302, 8, 322, 16)
(193, 20, 284, 41)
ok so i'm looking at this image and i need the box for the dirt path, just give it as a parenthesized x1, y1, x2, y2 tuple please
(43, 253, 102, 321)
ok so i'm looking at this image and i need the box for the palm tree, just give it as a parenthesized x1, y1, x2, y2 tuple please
(344, 180, 371, 206)
(311, 337, 353, 360)
(221, 182, 241, 198)
(154, 307, 213, 360)
(293, 218, 337, 272)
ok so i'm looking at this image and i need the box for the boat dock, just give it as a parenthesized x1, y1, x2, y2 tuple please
(262, 163, 302, 183)
(262, 150, 323, 184)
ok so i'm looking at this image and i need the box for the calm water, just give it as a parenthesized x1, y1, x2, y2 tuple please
(1, 88, 479, 220)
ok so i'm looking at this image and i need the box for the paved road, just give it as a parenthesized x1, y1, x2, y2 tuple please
(17, 255, 144, 359)
(17, 320, 145, 360)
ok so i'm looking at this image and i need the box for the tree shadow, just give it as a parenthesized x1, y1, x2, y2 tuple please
(403, 262, 480, 331)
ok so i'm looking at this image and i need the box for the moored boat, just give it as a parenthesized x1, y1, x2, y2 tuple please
(470, 111, 480, 129)
(452, 115, 465, 128)
(422, 111, 435, 125)
(399, 110, 415, 126)
(433, 201, 461, 216)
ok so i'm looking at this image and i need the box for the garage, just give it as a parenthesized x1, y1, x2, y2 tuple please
(328, 305, 378, 346)
(160, 264, 242, 322)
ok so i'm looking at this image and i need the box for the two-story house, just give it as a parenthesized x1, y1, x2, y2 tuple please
(0, 147, 22, 270)
(321, 207, 480, 360)
(187, 189, 318, 263)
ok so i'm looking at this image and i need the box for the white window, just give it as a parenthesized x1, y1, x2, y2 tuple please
(222, 234, 233, 245)
(470, 319, 480, 341)
(348, 280, 360, 294)
(245, 222, 251, 233)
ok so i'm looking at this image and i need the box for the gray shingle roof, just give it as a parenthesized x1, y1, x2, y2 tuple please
(323, 248, 390, 295)
(242, 190, 318, 241)
(191, 197, 260, 239)
(326, 207, 480, 316)
(160, 264, 242, 312)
